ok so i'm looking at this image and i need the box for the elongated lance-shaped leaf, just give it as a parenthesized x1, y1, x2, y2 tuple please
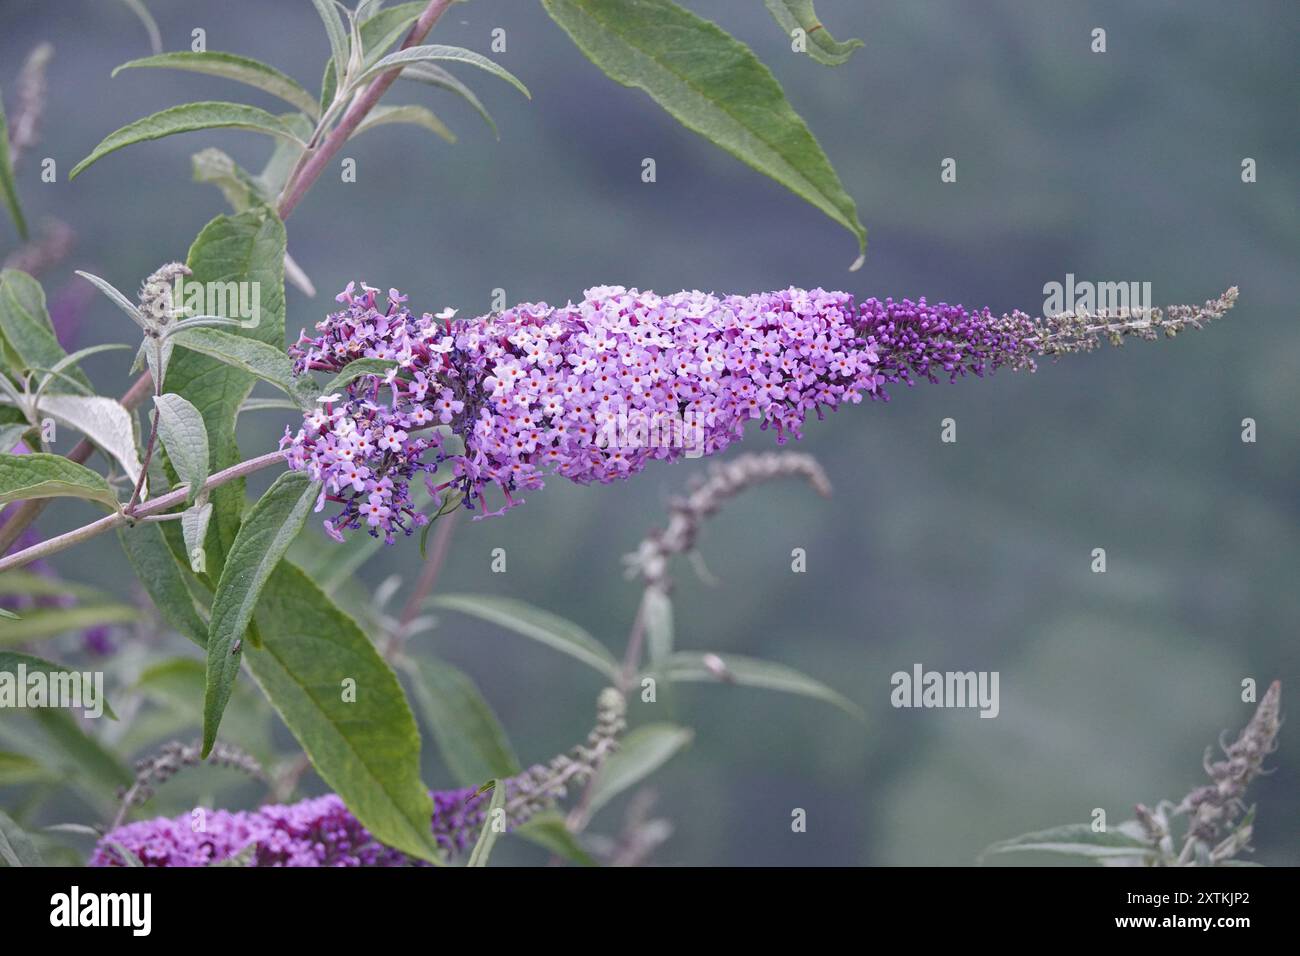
(318, 1, 425, 108)
(586, 723, 692, 817)
(646, 651, 863, 720)
(0, 809, 43, 866)
(203, 471, 321, 755)
(513, 812, 597, 866)
(404, 656, 520, 787)
(180, 501, 212, 570)
(0, 270, 92, 390)
(763, 0, 863, 66)
(358, 45, 530, 99)
(152, 393, 209, 503)
(353, 104, 455, 142)
(243, 562, 442, 863)
(0, 452, 118, 510)
(0, 603, 138, 647)
(466, 780, 507, 867)
(313, 0, 352, 91)
(168, 326, 310, 405)
(36, 395, 142, 488)
(979, 823, 1159, 864)
(70, 102, 307, 180)
(397, 60, 499, 137)
(73, 270, 149, 331)
(431, 594, 619, 679)
(400, 62, 499, 138)
(359, 2, 424, 67)
(116, 522, 208, 648)
(0, 90, 28, 240)
(0, 651, 118, 719)
(113, 52, 321, 117)
(33, 344, 131, 405)
(166, 210, 287, 585)
(541, 0, 865, 266)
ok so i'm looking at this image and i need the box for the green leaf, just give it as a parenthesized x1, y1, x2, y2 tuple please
(359, 2, 425, 67)
(0, 422, 31, 452)
(117, 522, 208, 647)
(466, 780, 507, 867)
(0, 651, 118, 719)
(113, 52, 321, 118)
(72, 270, 149, 332)
(152, 393, 209, 503)
(0, 751, 55, 786)
(649, 651, 862, 719)
(353, 104, 455, 142)
(0, 604, 139, 646)
(0, 608, 18, 621)
(35, 395, 142, 488)
(399, 62, 499, 138)
(243, 561, 441, 863)
(254, 114, 315, 197)
(180, 501, 213, 568)
(642, 585, 674, 667)
(318, 357, 399, 397)
(168, 327, 306, 404)
(586, 723, 692, 817)
(431, 594, 619, 679)
(319, 1, 425, 109)
(540, 0, 865, 264)
(979, 823, 1159, 864)
(167, 209, 287, 580)
(0, 91, 28, 240)
(203, 471, 320, 755)
(313, 0, 353, 91)
(762, 0, 863, 66)
(0, 452, 118, 510)
(358, 45, 530, 99)
(0, 571, 110, 602)
(405, 656, 520, 787)
(34, 344, 133, 405)
(513, 811, 596, 866)
(29, 708, 133, 794)
(0, 809, 43, 867)
(191, 147, 261, 211)
(70, 102, 307, 180)
(130, 657, 273, 760)
(0, 270, 92, 389)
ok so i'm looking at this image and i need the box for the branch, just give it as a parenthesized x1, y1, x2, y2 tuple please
(277, 0, 454, 220)
(0, 451, 287, 574)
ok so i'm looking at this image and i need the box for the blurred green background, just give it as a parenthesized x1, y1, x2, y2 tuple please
(1, 0, 1296, 865)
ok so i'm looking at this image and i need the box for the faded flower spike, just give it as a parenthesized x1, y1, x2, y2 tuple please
(283, 283, 1236, 541)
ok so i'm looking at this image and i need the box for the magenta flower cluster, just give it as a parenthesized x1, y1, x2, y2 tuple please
(284, 283, 1030, 540)
(90, 788, 492, 867)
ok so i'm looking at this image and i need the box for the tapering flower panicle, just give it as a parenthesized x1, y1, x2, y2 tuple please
(284, 282, 1235, 540)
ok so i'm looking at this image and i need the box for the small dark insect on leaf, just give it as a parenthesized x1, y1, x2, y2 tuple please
(230, 639, 242, 655)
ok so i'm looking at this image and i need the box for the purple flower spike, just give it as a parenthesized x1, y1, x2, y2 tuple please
(284, 283, 1236, 541)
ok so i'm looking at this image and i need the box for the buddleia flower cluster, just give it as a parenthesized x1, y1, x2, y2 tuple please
(284, 282, 1236, 542)
(92, 689, 626, 866)
(90, 788, 496, 867)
